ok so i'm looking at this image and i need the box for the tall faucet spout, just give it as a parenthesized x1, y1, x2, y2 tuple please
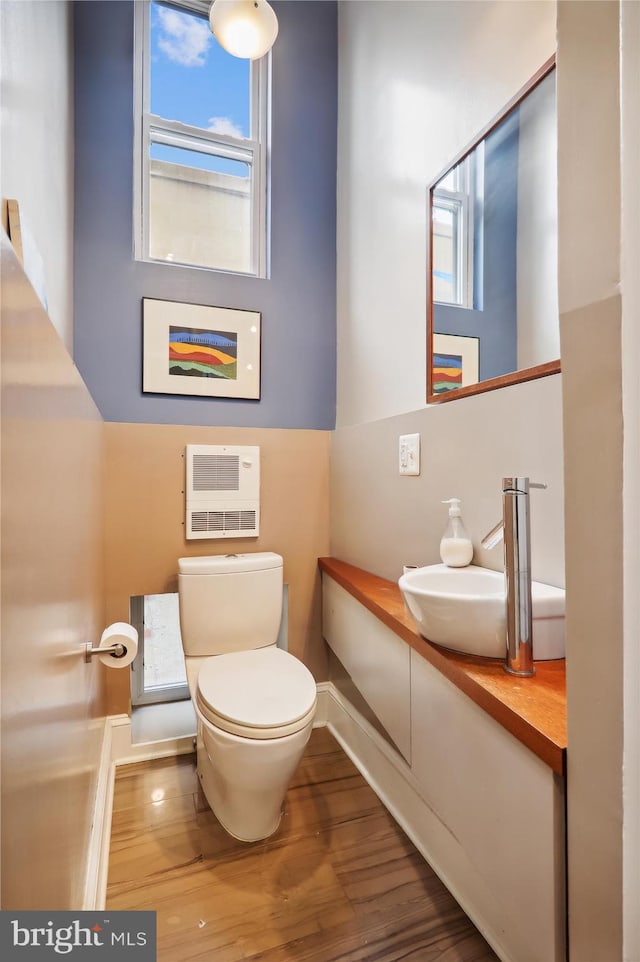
(484, 477, 547, 677)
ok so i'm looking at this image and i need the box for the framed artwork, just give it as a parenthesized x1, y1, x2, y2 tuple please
(143, 298, 261, 400)
(432, 334, 479, 394)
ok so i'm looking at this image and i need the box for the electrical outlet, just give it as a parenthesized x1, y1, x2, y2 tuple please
(399, 434, 420, 475)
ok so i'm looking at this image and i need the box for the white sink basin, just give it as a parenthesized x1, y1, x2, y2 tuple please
(398, 563, 565, 660)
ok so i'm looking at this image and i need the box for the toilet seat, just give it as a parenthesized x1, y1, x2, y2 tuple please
(196, 647, 317, 740)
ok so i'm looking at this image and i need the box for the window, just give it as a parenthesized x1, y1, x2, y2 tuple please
(130, 593, 190, 706)
(431, 152, 480, 308)
(134, 0, 269, 276)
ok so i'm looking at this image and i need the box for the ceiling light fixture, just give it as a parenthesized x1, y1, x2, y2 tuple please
(209, 0, 279, 60)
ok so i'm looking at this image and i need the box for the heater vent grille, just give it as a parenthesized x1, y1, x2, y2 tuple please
(192, 454, 240, 492)
(185, 444, 260, 539)
(191, 510, 258, 534)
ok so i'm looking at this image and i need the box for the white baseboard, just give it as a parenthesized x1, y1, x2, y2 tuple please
(313, 681, 331, 727)
(110, 713, 195, 766)
(82, 713, 196, 910)
(82, 718, 115, 911)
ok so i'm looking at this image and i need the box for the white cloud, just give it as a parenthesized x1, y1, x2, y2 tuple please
(156, 8, 211, 67)
(208, 116, 245, 139)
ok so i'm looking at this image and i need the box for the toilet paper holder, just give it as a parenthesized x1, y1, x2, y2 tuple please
(84, 641, 128, 663)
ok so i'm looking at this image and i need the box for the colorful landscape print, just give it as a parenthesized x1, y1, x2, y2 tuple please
(433, 352, 463, 393)
(169, 326, 238, 380)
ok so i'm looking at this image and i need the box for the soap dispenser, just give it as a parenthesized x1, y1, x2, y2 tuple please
(440, 498, 473, 567)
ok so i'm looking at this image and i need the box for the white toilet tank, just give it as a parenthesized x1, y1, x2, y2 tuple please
(178, 552, 283, 657)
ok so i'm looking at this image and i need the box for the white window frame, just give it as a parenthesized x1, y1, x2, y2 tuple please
(432, 154, 476, 309)
(133, 0, 270, 277)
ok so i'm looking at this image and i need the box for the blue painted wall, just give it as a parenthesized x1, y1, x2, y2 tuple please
(73, 1, 337, 429)
(434, 109, 519, 382)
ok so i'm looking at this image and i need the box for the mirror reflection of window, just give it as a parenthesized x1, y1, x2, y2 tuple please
(432, 153, 480, 309)
(432, 204, 457, 303)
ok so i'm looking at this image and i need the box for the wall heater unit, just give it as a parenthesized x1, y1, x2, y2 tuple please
(185, 444, 260, 539)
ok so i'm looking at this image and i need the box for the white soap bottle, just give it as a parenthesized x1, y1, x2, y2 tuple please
(440, 498, 473, 567)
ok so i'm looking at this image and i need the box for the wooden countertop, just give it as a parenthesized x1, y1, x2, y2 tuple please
(319, 557, 567, 776)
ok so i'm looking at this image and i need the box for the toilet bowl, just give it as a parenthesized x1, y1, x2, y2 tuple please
(178, 553, 317, 842)
(189, 646, 316, 841)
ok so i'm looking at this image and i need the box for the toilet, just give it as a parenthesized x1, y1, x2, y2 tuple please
(177, 552, 317, 842)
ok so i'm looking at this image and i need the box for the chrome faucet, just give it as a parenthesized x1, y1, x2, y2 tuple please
(481, 477, 547, 677)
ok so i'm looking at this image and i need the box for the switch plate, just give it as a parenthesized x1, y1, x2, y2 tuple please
(399, 434, 420, 475)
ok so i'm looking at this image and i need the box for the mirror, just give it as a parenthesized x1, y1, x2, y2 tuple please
(427, 57, 559, 402)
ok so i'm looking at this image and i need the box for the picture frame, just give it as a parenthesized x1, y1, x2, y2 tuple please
(143, 298, 261, 400)
(4, 197, 49, 312)
(432, 333, 480, 394)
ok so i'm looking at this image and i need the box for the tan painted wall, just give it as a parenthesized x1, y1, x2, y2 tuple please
(561, 294, 623, 960)
(557, 3, 625, 958)
(1, 234, 105, 908)
(103, 423, 331, 715)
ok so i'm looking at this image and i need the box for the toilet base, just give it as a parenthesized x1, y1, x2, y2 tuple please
(196, 744, 284, 842)
(196, 716, 313, 843)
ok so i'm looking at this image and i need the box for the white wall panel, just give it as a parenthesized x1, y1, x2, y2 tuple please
(336, 0, 555, 426)
(0, 0, 74, 351)
(322, 576, 411, 760)
(330, 374, 565, 589)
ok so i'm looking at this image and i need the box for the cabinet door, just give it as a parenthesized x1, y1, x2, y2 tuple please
(322, 576, 411, 761)
(410, 650, 565, 962)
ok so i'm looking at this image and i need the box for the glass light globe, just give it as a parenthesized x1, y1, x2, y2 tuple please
(209, 0, 279, 60)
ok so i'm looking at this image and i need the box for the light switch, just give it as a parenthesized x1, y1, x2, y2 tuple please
(399, 434, 420, 475)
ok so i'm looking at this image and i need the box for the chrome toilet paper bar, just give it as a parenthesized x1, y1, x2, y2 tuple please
(84, 641, 128, 663)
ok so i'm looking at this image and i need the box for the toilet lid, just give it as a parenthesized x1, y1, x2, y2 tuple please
(196, 647, 317, 737)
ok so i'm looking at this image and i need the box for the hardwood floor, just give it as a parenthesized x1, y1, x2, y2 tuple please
(106, 727, 497, 961)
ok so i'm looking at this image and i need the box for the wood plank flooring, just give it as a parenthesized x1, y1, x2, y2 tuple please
(106, 727, 498, 961)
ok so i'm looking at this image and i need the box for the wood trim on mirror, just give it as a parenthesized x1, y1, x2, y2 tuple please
(427, 358, 561, 404)
(427, 54, 558, 405)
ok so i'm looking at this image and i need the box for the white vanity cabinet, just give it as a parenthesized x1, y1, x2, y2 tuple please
(410, 651, 565, 962)
(321, 568, 566, 962)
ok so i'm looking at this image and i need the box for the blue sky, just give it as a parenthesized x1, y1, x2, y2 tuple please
(150, 1, 250, 174)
